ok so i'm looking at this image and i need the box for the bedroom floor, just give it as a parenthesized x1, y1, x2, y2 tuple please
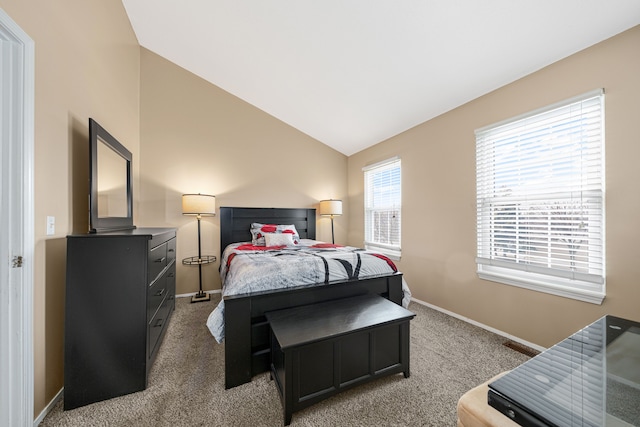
(41, 294, 530, 426)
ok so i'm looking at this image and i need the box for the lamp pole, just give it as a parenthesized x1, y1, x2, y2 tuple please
(196, 214, 204, 298)
(330, 215, 335, 244)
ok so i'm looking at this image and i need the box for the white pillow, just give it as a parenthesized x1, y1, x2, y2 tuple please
(264, 232, 294, 247)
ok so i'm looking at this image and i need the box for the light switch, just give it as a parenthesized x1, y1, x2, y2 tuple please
(46, 216, 55, 236)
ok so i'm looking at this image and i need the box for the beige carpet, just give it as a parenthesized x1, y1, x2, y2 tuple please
(41, 294, 530, 426)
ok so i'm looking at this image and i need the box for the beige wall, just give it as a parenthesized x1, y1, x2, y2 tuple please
(138, 49, 348, 294)
(0, 0, 140, 417)
(348, 25, 640, 349)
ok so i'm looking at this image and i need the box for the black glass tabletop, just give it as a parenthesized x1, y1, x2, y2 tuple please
(488, 315, 640, 427)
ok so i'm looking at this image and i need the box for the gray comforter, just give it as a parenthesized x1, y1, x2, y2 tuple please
(206, 240, 411, 342)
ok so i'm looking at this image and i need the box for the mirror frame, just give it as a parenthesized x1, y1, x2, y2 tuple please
(89, 118, 135, 233)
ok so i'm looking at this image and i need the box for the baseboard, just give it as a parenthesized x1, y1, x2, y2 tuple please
(176, 289, 221, 299)
(409, 297, 547, 353)
(33, 387, 63, 426)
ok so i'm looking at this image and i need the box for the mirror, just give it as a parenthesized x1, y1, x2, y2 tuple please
(96, 140, 128, 217)
(89, 118, 135, 233)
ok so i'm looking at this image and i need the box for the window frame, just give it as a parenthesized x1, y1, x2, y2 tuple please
(475, 89, 605, 304)
(363, 157, 402, 260)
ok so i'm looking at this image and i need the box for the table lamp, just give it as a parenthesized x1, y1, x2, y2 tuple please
(319, 199, 342, 244)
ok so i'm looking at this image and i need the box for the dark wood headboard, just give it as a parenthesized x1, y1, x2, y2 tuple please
(219, 207, 316, 251)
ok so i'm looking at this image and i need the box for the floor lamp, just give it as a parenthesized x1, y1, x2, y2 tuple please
(319, 199, 342, 244)
(182, 193, 216, 303)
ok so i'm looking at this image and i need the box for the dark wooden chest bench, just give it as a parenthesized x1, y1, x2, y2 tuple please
(265, 293, 415, 425)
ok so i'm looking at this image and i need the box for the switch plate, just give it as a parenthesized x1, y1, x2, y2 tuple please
(46, 216, 55, 235)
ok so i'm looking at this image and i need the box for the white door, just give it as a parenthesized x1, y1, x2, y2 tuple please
(0, 7, 35, 427)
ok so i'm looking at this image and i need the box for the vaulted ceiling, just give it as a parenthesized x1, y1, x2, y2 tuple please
(122, 1, 640, 155)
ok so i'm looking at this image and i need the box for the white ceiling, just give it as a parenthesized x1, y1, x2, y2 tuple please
(122, 1, 640, 156)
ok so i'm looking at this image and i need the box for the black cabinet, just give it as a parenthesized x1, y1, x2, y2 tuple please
(64, 228, 176, 410)
(266, 294, 415, 425)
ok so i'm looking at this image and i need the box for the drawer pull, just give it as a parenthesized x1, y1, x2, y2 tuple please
(168, 272, 174, 278)
(168, 248, 175, 253)
(153, 318, 164, 328)
(154, 288, 165, 297)
(155, 257, 166, 263)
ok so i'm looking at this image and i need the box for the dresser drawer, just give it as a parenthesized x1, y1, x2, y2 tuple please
(148, 262, 175, 320)
(148, 242, 167, 283)
(166, 238, 176, 265)
(148, 291, 172, 358)
(166, 263, 176, 310)
(148, 271, 168, 322)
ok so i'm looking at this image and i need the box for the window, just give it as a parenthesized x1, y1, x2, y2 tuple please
(364, 157, 401, 259)
(476, 89, 605, 304)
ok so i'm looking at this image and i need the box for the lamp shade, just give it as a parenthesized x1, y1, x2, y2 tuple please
(319, 199, 342, 216)
(182, 193, 216, 216)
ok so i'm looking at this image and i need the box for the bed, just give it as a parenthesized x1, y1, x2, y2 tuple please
(210, 207, 407, 389)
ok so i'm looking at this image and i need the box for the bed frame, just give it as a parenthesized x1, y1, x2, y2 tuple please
(220, 207, 404, 389)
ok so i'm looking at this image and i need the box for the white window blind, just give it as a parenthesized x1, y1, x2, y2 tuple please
(364, 158, 401, 259)
(476, 89, 605, 303)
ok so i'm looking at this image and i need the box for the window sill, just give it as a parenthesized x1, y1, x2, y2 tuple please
(477, 266, 605, 305)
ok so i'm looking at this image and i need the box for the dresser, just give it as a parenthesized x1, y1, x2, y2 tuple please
(64, 228, 176, 410)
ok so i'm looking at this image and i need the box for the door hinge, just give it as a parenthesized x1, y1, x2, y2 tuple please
(12, 256, 23, 268)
